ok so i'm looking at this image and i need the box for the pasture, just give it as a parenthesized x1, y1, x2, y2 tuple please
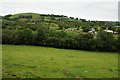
(2, 45, 119, 78)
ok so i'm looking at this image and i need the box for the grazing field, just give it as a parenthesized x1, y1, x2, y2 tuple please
(2, 45, 119, 78)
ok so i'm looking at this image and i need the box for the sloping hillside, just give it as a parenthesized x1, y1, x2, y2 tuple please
(2, 13, 120, 52)
(2, 45, 119, 78)
(7, 13, 77, 22)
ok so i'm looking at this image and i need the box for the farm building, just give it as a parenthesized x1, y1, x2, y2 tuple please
(89, 28, 96, 34)
(66, 28, 73, 31)
(104, 30, 113, 33)
(115, 26, 120, 28)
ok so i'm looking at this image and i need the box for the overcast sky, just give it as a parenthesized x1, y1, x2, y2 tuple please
(0, 0, 119, 21)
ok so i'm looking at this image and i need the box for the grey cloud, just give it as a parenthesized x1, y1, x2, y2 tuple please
(0, 2, 118, 21)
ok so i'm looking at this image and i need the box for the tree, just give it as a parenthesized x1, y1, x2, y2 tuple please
(55, 30, 67, 38)
(33, 26, 48, 45)
(75, 18, 78, 20)
(111, 27, 117, 33)
(80, 19, 87, 22)
(96, 31, 116, 51)
(2, 29, 14, 44)
(82, 26, 90, 32)
(69, 17, 74, 19)
(4, 14, 12, 20)
(74, 33, 94, 50)
(0, 29, 1, 44)
(100, 26, 107, 30)
(117, 28, 120, 34)
(117, 34, 120, 52)
(108, 26, 112, 30)
(13, 26, 33, 44)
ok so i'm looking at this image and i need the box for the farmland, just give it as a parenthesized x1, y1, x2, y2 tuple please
(2, 45, 119, 78)
(2, 13, 120, 52)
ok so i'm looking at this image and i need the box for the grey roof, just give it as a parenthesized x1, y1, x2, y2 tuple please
(90, 28, 95, 31)
(67, 28, 73, 30)
(115, 26, 120, 28)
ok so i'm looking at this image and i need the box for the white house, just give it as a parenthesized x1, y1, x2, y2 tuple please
(104, 30, 113, 33)
(115, 26, 120, 28)
(66, 28, 73, 31)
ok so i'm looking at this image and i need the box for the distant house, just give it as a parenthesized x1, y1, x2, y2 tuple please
(66, 28, 73, 31)
(115, 26, 120, 28)
(114, 31, 118, 34)
(104, 30, 113, 33)
(90, 28, 95, 32)
(89, 28, 96, 34)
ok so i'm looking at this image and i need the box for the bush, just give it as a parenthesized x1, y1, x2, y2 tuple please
(117, 34, 120, 52)
(2, 29, 14, 44)
(96, 31, 116, 52)
(13, 26, 33, 45)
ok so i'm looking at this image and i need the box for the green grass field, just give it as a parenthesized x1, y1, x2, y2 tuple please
(2, 45, 119, 78)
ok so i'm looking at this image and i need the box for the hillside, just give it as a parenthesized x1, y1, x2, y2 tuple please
(2, 13, 120, 52)
(5, 13, 78, 22)
(2, 45, 119, 78)
(3, 13, 120, 29)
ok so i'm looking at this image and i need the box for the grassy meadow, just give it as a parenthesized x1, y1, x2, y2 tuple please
(2, 45, 119, 78)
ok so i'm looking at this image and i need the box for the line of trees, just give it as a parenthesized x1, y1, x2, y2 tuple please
(2, 26, 120, 52)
